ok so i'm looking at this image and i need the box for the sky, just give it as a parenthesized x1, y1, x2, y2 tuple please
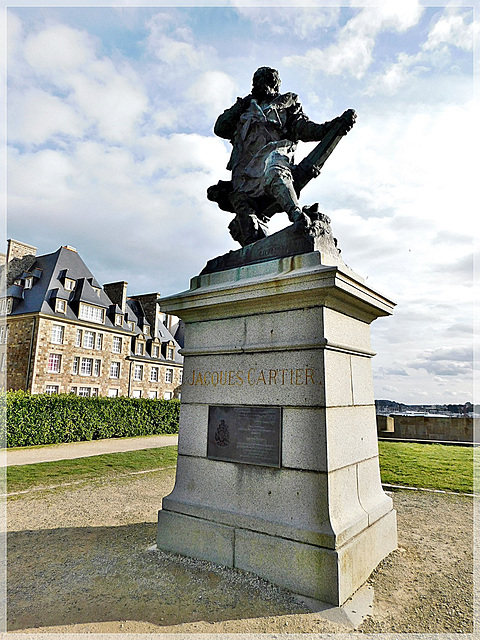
(3, 0, 478, 405)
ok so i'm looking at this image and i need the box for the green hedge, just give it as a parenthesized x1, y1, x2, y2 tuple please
(5, 391, 180, 448)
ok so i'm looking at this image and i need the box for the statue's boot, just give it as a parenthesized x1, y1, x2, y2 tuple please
(267, 172, 311, 231)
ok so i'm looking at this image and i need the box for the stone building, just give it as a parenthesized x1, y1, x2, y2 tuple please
(1, 239, 183, 399)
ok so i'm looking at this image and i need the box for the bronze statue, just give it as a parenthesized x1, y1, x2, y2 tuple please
(208, 66, 356, 247)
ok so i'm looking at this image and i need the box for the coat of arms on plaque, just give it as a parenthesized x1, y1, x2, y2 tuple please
(214, 419, 230, 447)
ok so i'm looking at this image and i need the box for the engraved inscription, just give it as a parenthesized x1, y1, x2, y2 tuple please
(207, 405, 281, 468)
(187, 367, 321, 387)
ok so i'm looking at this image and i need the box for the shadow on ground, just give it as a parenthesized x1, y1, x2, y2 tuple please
(7, 522, 313, 632)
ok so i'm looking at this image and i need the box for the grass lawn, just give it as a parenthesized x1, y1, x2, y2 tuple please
(378, 441, 476, 494)
(5, 441, 477, 496)
(6, 445, 178, 494)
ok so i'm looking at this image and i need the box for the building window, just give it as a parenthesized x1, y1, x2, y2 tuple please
(50, 324, 64, 344)
(149, 390, 157, 399)
(83, 330, 95, 349)
(110, 362, 120, 378)
(0, 353, 5, 373)
(150, 367, 159, 382)
(134, 365, 143, 381)
(70, 387, 77, 395)
(127, 321, 135, 331)
(78, 387, 91, 397)
(75, 329, 82, 347)
(45, 385, 59, 395)
(112, 336, 122, 354)
(79, 303, 104, 324)
(55, 299, 67, 313)
(91, 388, 99, 397)
(95, 333, 103, 350)
(0, 325, 7, 344)
(64, 278, 76, 291)
(165, 368, 173, 383)
(136, 342, 144, 356)
(163, 391, 173, 400)
(72, 357, 80, 375)
(1, 298, 13, 315)
(143, 326, 150, 336)
(80, 358, 93, 376)
(132, 389, 142, 398)
(108, 388, 119, 397)
(167, 346, 174, 360)
(179, 370, 183, 384)
(94, 359, 101, 376)
(24, 277, 33, 289)
(48, 353, 62, 373)
(152, 345, 159, 358)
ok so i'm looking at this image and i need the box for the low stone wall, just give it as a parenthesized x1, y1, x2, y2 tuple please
(377, 415, 475, 443)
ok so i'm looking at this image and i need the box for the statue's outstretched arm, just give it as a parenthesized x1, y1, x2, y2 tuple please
(292, 107, 356, 142)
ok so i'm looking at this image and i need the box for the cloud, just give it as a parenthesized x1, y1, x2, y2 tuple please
(187, 71, 238, 121)
(423, 7, 477, 52)
(282, 1, 424, 78)
(409, 346, 473, 377)
(24, 23, 95, 73)
(233, 5, 340, 40)
(8, 88, 84, 145)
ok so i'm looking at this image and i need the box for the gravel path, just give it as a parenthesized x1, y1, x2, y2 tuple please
(6, 467, 475, 635)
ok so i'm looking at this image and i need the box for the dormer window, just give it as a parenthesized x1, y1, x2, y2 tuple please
(128, 321, 135, 331)
(24, 277, 33, 289)
(143, 326, 150, 336)
(64, 278, 76, 291)
(167, 346, 175, 360)
(1, 298, 13, 315)
(136, 342, 144, 356)
(152, 344, 159, 358)
(55, 299, 67, 314)
(79, 303, 105, 324)
(115, 314, 123, 327)
(92, 287, 101, 297)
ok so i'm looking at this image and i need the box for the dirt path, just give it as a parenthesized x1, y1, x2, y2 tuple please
(6, 468, 475, 635)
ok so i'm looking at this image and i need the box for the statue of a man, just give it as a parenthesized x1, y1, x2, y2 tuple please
(210, 66, 356, 246)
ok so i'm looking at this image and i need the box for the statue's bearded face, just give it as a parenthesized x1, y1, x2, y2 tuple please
(252, 67, 281, 100)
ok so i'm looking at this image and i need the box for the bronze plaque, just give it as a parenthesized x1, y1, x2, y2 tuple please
(207, 405, 282, 468)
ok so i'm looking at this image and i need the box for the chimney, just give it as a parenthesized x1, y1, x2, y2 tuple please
(103, 281, 128, 313)
(130, 293, 161, 336)
(7, 239, 37, 263)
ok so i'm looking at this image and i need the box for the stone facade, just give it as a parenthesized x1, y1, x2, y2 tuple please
(3, 240, 183, 399)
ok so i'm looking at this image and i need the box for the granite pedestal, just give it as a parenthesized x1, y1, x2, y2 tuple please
(157, 237, 397, 606)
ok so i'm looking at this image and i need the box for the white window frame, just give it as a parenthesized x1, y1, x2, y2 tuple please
(78, 386, 91, 397)
(150, 367, 159, 382)
(152, 344, 159, 358)
(112, 336, 122, 354)
(136, 342, 144, 356)
(80, 357, 93, 376)
(83, 330, 95, 349)
(50, 324, 64, 344)
(94, 359, 101, 376)
(134, 364, 143, 381)
(79, 303, 105, 324)
(132, 389, 142, 398)
(179, 369, 183, 384)
(95, 333, 103, 350)
(48, 353, 62, 373)
(163, 391, 173, 400)
(108, 388, 119, 397)
(75, 329, 82, 347)
(45, 385, 59, 395)
(165, 368, 173, 383)
(72, 357, 80, 375)
(55, 299, 67, 314)
(64, 278, 76, 291)
(110, 361, 120, 379)
(149, 390, 157, 399)
(167, 346, 174, 360)
(115, 314, 123, 327)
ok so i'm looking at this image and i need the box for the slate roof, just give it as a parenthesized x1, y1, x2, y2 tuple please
(3, 244, 183, 364)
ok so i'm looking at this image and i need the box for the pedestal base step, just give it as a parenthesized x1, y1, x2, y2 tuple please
(157, 507, 397, 606)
